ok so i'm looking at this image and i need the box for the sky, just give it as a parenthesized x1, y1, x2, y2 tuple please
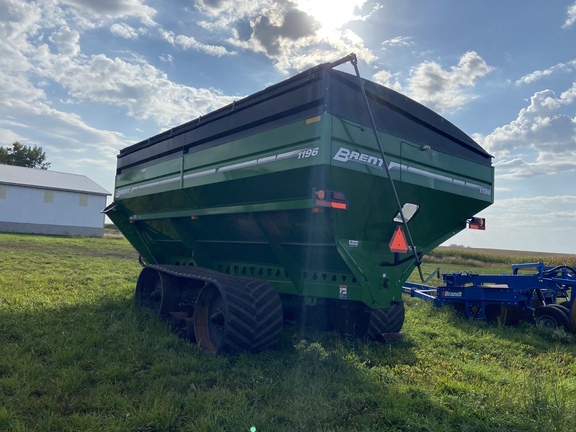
(1, 0, 575, 254)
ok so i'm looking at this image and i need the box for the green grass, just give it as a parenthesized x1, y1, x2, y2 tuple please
(1, 233, 576, 431)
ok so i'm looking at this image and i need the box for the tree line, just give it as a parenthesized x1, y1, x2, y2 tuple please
(0, 142, 50, 170)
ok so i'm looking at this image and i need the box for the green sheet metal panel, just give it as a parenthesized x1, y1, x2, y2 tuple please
(106, 61, 494, 310)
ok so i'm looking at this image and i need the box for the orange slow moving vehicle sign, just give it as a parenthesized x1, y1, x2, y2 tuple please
(389, 226, 408, 253)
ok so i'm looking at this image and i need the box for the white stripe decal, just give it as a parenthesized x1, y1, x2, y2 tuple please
(116, 147, 310, 198)
(388, 162, 487, 193)
(218, 159, 258, 172)
(115, 147, 490, 199)
(183, 168, 216, 180)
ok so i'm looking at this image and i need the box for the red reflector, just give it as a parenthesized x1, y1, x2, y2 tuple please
(330, 202, 348, 210)
(313, 188, 348, 210)
(389, 226, 408, 253)
(468, 217, 486, 230)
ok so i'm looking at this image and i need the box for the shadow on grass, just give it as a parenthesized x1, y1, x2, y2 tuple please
(0, 292, 466, 432)
(5, 294, 572, 431)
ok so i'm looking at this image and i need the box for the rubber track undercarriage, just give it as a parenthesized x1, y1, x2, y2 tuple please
(135, 265, 405, 353)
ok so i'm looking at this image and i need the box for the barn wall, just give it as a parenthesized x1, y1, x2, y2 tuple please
(0, 184, 106, 237)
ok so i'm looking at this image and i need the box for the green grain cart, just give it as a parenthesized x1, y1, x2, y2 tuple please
(105, 54, 494, 353)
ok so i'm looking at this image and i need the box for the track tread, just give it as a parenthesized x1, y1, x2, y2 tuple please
(367, 302, 405, 339)
(149, 265, 282, 353)
(244, 279, 283, 352)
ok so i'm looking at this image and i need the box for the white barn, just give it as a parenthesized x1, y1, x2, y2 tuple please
(0, 164, 110, 237)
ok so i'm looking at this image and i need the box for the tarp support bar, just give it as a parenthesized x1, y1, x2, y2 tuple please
(345, 53, 438, 283)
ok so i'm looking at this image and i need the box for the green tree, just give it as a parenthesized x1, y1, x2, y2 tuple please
(0, 142, 51, 170)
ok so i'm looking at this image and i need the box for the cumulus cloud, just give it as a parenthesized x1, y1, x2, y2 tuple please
(371, 69, 403, 92)
(53, 0, 232, 57)
(43, 54, 236, 127)
(403, 51, 494, 113)
(2, 1, 236, 124)
(0, 86, 126, 171)
(110, 22, 140, 39)
(0, 0, 238, 188)
(0, 2, 44, 73)
(252, 9, 319, 56)
(160, 30, 234, 56)
(49, 26, 81, 56)
(194, 0, 376, 71)
(381, 36, 413, 49)
(563, 2, 576, 28)
(515, 59, 576, 86)
(196, 0, 239, 14)
(476, 88, 576, 178)
(0, 128, 23, 145)
(296, 0, 372, 31)
(560, 81, 576, 104)
(59, 0, 158, 26)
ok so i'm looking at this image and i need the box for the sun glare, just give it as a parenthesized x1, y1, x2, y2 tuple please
(296, 0, 367, 32)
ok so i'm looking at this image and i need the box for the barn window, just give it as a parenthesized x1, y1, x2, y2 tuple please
(79, 194, 88, 206)
(0, 185, 6, 199)
(44, 190, 54, 204)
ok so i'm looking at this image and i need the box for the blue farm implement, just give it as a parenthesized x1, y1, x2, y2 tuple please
(403, 262, 576, 332)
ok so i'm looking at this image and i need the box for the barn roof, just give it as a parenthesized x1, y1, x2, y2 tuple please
(0, 164, 110, 196)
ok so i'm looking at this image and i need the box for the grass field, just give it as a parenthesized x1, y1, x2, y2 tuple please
(1, 232, 575, 431)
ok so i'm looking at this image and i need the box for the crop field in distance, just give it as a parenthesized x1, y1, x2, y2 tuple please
(0, 231, 575, 431)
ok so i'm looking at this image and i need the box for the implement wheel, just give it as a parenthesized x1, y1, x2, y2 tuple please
(535, 305, 570, 331)
(549, 303, 570, 321)
(485, 305, 525, 325)
(194, 278, 282, 354)
(571, 301, 576, 333)
(135, 267, 179, 317)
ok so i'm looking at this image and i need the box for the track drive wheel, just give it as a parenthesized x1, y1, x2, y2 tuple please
(366, 302, 405, 340)
(135, 267, 179, 317)
(194, 278, 283, 354)
(535, 305, 570, 331)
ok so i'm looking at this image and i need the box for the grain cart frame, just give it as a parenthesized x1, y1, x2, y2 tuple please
(105, 54, 494, 353)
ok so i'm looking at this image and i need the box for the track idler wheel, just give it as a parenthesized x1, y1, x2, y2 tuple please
(166, 311, 189, 330)
(366, 302, 405, 340)
(135, 267, 180, 317)
(534, 305, 570, 331)
(331, 301, 405, 340)
(194, 278, 283, 354)
(176, 317, 196, 343)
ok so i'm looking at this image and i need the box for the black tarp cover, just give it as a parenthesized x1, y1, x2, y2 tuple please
(116, 62, 492, 174)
